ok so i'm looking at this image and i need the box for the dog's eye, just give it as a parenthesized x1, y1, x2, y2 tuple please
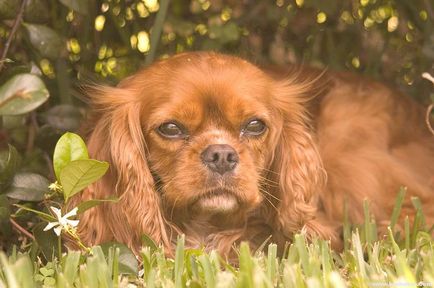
(242, 119, 266, 136)
(157, 122, 187, 139)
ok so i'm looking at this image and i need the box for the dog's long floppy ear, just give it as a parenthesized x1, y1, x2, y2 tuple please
(269, 73, 339, 244)
(68, 83, 171, 253)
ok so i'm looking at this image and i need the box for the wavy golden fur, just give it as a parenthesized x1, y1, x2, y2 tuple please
(68, 52, 434, 256)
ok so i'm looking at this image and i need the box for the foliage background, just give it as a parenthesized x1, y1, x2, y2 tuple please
(0, 0, 433, 254)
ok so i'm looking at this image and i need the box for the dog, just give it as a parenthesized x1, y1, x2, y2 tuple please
(69, 51, 434, 256)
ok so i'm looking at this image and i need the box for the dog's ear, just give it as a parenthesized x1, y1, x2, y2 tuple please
(67, 84, 171, 253)
(268, 74, 339, 244)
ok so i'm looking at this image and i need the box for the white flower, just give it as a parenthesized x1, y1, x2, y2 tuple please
(43, 206, 79, 236)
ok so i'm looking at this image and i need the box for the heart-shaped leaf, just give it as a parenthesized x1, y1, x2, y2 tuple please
(6, 172, 49, 201)
(24, 24, 64, 59)
(60, 159, 109, 201)
(100, 242, 138, 275)
(0, 144, 19, 192)
(0, 74, 49, 116)
(53, 132, 89, 180)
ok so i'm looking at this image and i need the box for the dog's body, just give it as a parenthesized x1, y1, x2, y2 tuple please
(70, 52, 434, 256)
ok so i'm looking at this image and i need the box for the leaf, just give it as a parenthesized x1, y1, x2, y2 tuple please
(100, 242, 138, 275)
(0, 74, 49, 116)
(140, 234, 158, 253)
(0, 144, 19, 192)
(62, 251, 81, 285)
(60, 159, 109, 201)
(6, 172, 49, 201)
(0, 195, 12, 238)
(14, 204, 57, 222)
(41, 105, 82, 131)
(53, 132, 89, 180)
(24, 24, 64, 59)
(33, 222, 60, 261)
(76, 196, 119, 214)
(59, 0, 88, 14)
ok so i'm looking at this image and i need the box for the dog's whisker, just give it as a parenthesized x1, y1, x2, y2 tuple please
(259, 188, 279, 211)
(258, 185, 281, 202)
(260, 168, 281, 176)
(257, 176, 279, 187)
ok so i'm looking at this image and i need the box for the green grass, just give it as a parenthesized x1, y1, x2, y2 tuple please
(1, 195, 433, 287)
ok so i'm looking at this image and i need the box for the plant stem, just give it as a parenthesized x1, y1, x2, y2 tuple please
(9, 218, 35, 241)
(58, 235, 62, 260)
(0, 0, 29, 73)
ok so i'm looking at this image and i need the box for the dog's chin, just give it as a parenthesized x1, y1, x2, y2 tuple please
(194, 189, 239, 214)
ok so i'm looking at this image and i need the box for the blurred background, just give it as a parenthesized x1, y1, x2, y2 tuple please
(0, 0, 433, 252)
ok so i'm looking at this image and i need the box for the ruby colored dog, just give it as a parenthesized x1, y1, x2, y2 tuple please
(69, 52, 434, 256)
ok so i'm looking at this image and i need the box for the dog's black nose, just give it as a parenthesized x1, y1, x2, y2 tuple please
(201, 144, 239, 175)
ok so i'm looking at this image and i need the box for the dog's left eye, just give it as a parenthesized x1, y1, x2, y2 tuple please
(157, 122, 187, 139)
(242, 119, 266, 136)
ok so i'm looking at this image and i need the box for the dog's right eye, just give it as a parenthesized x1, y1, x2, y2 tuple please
(157, 122, 187, 139)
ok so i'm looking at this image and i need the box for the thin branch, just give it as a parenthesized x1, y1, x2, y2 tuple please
(426, 104, 434, 136)
(10, 218, 35, 241)
(0, 0, 29, 73)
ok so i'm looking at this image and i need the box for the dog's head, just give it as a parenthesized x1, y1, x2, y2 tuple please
(73, 52, 330, 253)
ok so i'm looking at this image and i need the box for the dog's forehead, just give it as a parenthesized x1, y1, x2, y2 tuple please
(165, 73, 271, 126)
(144, 55, 274, 130)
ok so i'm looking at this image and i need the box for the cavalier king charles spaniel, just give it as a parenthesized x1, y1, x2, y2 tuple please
(69, 52, 434, 256)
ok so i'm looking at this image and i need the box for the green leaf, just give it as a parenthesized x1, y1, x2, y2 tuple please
(100, 242, 138, 275)
(174, 235, 185, 288)
(59, 0, 88, 14)
(60, 159, 109, 201)
(0, 74, 49, 116)
(24, 24, 64, 59)
(33, 222, 60, 261)
(0, 195, 12, 237)
(14, 204, 57, 222)
(141, 234, 158, 253)
(53, 132, 89, 180)
(6, 172, 49, 201)
(76, 196, 119, 214)
(39, 267, 54, 277)
(0, 144, 19, 192)
(62, 251, 81, 285)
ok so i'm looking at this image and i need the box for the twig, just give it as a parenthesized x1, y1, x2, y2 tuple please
(10, 218, 35, 241)
(426, 104, 434, 136)
(0, 0, 28, 73)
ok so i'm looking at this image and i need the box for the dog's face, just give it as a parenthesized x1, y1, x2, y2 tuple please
(76, 52, 329, 253)
(140, 55, 281, 220)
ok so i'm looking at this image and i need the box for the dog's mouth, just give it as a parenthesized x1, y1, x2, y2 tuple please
(193, 188, 239, 214)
